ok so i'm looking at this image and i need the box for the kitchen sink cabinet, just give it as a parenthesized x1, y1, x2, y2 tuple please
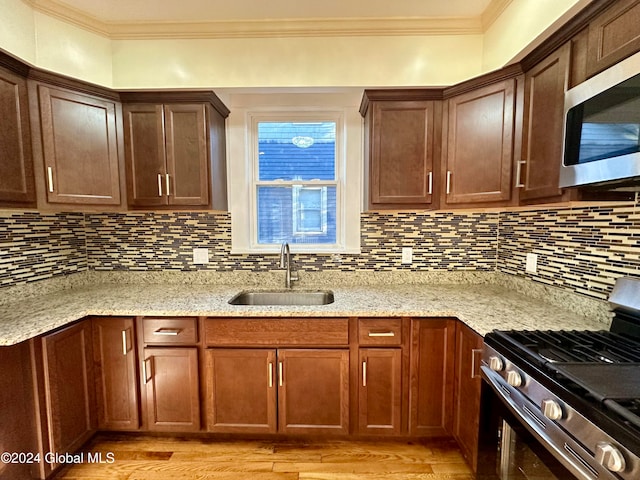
(121, 92, 229, 209)
(517, 43, 574, 203)
(29, 81, 124, 206)
(30, 320, 96, 476)
(0, 62, 36, 207)
(360, 90, 441, 210)
(452, 322, 483, 472)
(441, 78, 516, 207)
(92, 317, 139, 431)
(409, 318, 456, 436)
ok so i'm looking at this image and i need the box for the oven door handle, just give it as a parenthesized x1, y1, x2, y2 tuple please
(482, 366, 605, 480)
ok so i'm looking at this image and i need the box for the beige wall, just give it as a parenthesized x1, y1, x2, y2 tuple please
(2, 0, 586, 88)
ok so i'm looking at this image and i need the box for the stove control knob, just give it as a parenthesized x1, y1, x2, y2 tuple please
(506, 370, 522, 387)
(489, 356, 504, 371)
(541, 399, 563, 420)
(595, 442, 626, 473)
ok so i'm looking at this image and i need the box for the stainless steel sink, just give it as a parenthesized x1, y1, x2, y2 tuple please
(228, 290, 334, 306)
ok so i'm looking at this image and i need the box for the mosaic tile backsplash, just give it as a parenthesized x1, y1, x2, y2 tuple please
(1, 200, 639, 300)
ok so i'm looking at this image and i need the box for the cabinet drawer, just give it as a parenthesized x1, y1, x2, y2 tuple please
(205, 318, 349, 346)
(142, 317, 198, 345)
(358, 318, 402, 346)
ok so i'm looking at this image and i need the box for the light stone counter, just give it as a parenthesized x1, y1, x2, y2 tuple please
(0, 271, 612, 346)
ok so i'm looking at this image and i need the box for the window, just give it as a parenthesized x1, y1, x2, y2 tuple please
(255, 121, 336, 245)
(227, 94, 362, 254)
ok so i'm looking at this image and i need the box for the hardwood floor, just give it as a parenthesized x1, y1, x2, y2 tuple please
(52, 434, 474, 480)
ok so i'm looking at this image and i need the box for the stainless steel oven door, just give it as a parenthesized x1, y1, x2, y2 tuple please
(479, 366, 613, 480)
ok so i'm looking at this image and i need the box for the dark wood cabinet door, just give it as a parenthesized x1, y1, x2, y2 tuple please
(205, 349, 277, 433)
(519, 44, 571, 202)
(586, 0, 640, 77)
(278, 349, 349, 435)
(444, 80, 514, 205)
(37, 85, 121, 205)
(369, 100, 435, 207)
(358, 348, 402, 435)
(92, 317, 139, 431)
(409, 319, 455, 436)
(164, 104, 209, 206)
(453, 322, 483, 472)
(123, 103, 167, 206)
(143, 347, 200, 432)
(42, 321, 96, 469)
(0, 67, 35, 206)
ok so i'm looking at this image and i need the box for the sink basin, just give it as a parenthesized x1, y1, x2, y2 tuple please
(228, 290, 334, 306)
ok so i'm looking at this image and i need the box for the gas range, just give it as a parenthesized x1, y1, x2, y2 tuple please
(482, 277, 640, 480)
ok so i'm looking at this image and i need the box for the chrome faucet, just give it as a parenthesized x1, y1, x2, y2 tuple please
(279, 242, 299, 289)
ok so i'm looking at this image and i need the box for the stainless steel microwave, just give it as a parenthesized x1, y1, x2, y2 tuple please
(560, 50, 640, 190)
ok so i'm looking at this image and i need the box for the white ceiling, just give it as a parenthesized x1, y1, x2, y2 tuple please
(38, 0, 495, 23)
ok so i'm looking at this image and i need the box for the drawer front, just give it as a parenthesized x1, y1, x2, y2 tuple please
(142, 317, 198, 345)
(358, 318, 402, 346)
(205, 318, 349, 346)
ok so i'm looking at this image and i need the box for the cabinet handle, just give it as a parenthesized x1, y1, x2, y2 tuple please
(157, 173, 163, 196)
(153, 328, 182, 336)
(515, 160, 526, 188)
(142, 358, 152, 384)
(278, 362, 283, 387)
(47, 167, 54, 193)
(427, 171, 433, 195)
(471, 348, 483, 379)
(165, 174, 170, 196)
(121, 329, 128, 356)
(362, 361, 367, 387)
(446, 171, 452, 195)
(368, 331, 395, 337)
(268, 362, 274, 388)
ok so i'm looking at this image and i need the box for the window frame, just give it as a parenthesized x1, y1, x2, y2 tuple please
(227, 98, 362, 255)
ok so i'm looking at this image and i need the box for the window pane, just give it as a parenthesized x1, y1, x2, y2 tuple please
(257, 186, 336, 244)
(257, 122, 336, 181)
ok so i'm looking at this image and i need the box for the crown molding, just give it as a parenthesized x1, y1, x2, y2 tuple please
(481, 0, 513, 30)
(24, 0, 485, 39)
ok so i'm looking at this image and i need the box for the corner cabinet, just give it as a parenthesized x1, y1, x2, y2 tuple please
(361, 90, 441, 210)
(0, 62, 36, 207)
(121, 92, 229, 210)
(442, 78, 516, 207)
(29, 81, 124, 206)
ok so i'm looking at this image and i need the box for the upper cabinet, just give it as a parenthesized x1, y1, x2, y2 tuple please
(121, 92, 229, 210)
(517, 44, 572, 202)
(586, 0, 640, 77)
(441, 76, 516, 207)
(0, 62, 36, 207)
(29, 78, 125, 207)
(361, 91, 440, 210)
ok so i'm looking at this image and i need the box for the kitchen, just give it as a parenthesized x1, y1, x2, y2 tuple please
(1, 0, 640, 479)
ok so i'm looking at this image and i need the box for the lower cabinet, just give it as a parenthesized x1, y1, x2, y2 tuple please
(32, 321, 96, 477)
(453, 322, 484, 472)
(205, 348, 350, 435)
(409, 318, 456, 436)
(92, 316, 139, 430)
(142, 347, 201, 432)
(358, 348, 402, 435)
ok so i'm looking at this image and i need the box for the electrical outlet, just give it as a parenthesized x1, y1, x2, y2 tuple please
(401, 247, 413, 264)
(193, 248, 209, 264)
(525, 253, 538, 273)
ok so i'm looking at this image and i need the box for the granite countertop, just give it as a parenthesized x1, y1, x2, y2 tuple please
(0, 272, 612, 346)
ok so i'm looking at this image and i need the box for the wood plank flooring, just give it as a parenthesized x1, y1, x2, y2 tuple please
(52, 434, 475, 480)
